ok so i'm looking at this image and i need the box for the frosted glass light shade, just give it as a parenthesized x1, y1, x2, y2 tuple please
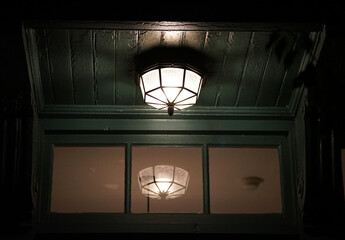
(138, 165, 190, 199)
(139, 67, 203, 116)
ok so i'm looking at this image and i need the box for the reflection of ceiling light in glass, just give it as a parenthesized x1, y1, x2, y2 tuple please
(241, 176, 264, 190)
(139, 66, 204, 116)
(138, 165, 189, 199)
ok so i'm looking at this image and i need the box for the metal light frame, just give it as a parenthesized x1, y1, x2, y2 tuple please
(139, 64, 204, 116)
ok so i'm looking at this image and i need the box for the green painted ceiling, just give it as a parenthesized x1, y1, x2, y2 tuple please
(23, 21, 325, 118)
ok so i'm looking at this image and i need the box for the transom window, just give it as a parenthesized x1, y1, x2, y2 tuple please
(39, 133, 296, 234)
(50, 145, 282, 214)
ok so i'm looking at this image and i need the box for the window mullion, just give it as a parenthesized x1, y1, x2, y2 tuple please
(125, 143, 132, 213)
(202, 144, 210, 214)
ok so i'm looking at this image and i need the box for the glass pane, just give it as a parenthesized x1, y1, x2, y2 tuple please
(132, 146, 203, 213)
(162, 87, 181, 103)
(184, 70, 202, 93)
(209, 147, 282, 213)
(138, 167, 154, 186)
(174, 88, 195, 104)
(176, 96, 197, 105)
(174, 167, 189, 186)
(161, 68, 184, 87)
(147, 103, 166, 110)
(142, 69, 160, 92)
(153, 165, 174, 193)
(145, 95, 165, 104)
(51, 146, 125, 213)
(147, 88, 167, 104)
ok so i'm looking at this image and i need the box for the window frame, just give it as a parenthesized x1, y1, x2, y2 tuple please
(36, 118, 298, 235)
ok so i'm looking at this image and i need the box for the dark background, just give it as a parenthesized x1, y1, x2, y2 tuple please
(1, 1, 345, 239)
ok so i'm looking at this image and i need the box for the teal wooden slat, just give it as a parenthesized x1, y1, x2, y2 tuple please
(197, 31, 231, 106)
(137, 30, 161, 52)
(94, 30, 116, 105)
(235, 32, 272, 106)
(134, 31, 162, 105)
(35, 28, 54, 104)
(115, 31, 138, 105)
(215, 32, 253, 106)
(70, 30, 94, 104)
(276, 33, 309, 107)
(25, 22, 325, 116)
(183, 31, 208, 50)
(160, 30, 184, 46)
(256, 32, 295, 106)
(46, 29, 74, 104)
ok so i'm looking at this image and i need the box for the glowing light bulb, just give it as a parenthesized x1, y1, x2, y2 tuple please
(138, 165, 189, 199)
(155, 178, 172, 193)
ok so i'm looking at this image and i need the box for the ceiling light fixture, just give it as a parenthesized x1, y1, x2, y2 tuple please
(138, 165, 189, 199)
(139, 65, 204, 116)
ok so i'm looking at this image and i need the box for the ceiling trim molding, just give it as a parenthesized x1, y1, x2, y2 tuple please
(38, 105, 294, 120)
(23, 20, 325, 32)
(22, 27, 45, 114)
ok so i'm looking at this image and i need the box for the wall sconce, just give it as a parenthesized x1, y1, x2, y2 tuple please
(139, 65, 204, 116)
(138, 165, 190, 199)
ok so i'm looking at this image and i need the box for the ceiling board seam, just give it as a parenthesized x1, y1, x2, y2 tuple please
(113, 30, 117, 105)
(274, 34, 299, 107)
(92, 30, 98, 105)
(180, 31, 186, 46)
(133, 30, 141, 105)
(274, 70, 288, 107)
(255, 43, 273, 107)
(214, 55, 225, 107)
(44, 29, 56, 104)
(214, 32, 233, 107)
(202, 32, 209, 52)
(235, 32, 255, 107)
(160, 31, 164, 46)
(67, 30, 76, 105)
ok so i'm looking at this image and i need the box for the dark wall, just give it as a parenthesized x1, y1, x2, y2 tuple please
(302, 21, 345, 239)
(0, 15, 34, 238)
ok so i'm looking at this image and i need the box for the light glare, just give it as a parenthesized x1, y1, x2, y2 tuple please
(140, 67, 202, 115)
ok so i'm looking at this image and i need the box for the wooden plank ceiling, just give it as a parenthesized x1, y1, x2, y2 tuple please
(23, 21, 325, 118)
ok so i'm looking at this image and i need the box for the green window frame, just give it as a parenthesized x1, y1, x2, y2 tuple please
(35, 119, 299, 235)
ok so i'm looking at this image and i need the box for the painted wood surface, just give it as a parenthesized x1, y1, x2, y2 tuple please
(23, 22, 324, 118)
